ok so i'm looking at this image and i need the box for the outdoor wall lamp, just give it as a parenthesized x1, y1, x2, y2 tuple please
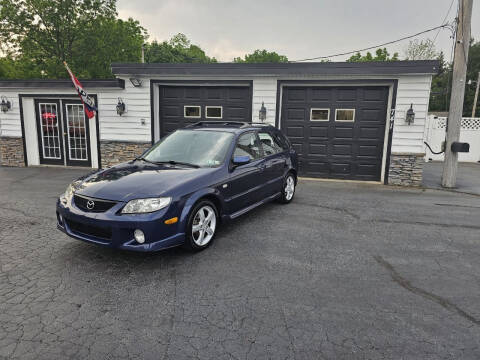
(0, 96, 12, 113)
(259, 101, 267, 122)
(116, 98, 126, 116)
(405, 103, 415, 125)
(129, 77, 142, 87)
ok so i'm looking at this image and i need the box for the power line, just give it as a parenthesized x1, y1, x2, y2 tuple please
(291, 24, 451, 62)
(433, 0, 456, 43)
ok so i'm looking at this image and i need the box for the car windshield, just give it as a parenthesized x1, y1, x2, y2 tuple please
(143, 130, 234, 168)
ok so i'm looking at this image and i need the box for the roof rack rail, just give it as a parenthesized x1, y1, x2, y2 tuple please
(247, 122, 274, 127)
(187, 121, 249, 128)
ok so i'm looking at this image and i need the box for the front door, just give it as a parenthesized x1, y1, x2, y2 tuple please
(35, 99, 92, 167)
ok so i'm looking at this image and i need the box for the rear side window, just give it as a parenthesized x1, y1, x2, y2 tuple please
(234, 132, 262, 160)
(273, 130, 291, 151)
(258, 131, 283, 156)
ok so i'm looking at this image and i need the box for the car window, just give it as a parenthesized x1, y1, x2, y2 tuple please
(274, 131, 291, 150)
(258, 131, 284, 156)
(234, 132, 262, 160)
(144, 130, 234, 167)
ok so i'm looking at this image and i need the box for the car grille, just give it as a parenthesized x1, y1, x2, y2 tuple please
(73, 194, 117, 213)
(65, 218, 112, 240)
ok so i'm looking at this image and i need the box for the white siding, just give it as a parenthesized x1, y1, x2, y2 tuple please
(0, 90, 22, 137)
(252, 78, 277, 125)
(97, 77, 150, 142)
(391, 75, 432, 154)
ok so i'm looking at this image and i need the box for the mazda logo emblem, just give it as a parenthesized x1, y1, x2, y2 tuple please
(86, 200, 95, 210)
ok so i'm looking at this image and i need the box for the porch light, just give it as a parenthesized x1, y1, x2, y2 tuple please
(0, 96, 11, 113)
(116, 98, 126, 116)
(129, 77, 142, 87)
(405, 103, 415, 125)
(259, 101, 267, 122)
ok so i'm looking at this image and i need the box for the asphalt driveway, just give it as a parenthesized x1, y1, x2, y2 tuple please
(1, 166, 479, 359)
(423, 161, 480, 195)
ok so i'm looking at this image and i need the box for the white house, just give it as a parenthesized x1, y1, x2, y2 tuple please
(0, 60, 438, 186)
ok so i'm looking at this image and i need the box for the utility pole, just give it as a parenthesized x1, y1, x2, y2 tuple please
(141, 44, 145, 63)
(472, 71, 480, 117)
(442, 0, 473, 188)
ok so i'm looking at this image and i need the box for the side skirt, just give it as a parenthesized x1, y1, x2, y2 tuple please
(227, 192, 281, 220)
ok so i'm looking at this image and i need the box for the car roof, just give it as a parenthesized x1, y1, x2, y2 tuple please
(184, 121, 277, 134)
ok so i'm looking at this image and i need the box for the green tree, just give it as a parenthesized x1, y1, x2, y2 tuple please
(233, 49, 288, 63)
(145, 34, 217, 63)
(464, 40, 480, 116)
(428, 40, 480, 116)
(347, 48, 399, 62)
(74, 17, 146, 78)
(0, 0, 146, 78)
(404, 39, 437, 60)
(429, 51, 451, 112)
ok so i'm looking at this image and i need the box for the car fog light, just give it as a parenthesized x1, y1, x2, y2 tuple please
(134, 229, 145, 244)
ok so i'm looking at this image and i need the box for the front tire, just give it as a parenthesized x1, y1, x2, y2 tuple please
(183, 200, 218, 252)
(279, 173, 296, 204)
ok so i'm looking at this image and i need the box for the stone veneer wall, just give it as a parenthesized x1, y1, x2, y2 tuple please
(100, 140, 151, 168)
(388, 153, 424, 187)
(0, 137, 25, 167)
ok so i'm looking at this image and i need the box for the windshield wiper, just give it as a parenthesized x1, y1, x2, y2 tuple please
(153, 160, 200, 168)
(136, 157, 200, 168)
(135, 157, 156, 164)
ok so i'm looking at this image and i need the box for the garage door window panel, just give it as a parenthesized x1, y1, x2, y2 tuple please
(206, 106, 223, 119)
(184, 106, 201, 118)
(310, 108, 330, 121)
(335, 109, 355, 122)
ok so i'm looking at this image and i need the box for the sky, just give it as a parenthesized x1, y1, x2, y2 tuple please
(117, 0, 480, 62)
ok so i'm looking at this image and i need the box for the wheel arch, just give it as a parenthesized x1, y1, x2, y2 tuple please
(179, 188, 224, 226)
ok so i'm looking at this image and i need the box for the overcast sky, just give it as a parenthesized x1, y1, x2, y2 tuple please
(117, 0, 480, 62)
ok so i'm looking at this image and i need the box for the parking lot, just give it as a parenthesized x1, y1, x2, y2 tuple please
(1, 166, 479, 360)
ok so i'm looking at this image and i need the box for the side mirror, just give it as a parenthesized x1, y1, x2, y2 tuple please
(232, 155, 250, 166)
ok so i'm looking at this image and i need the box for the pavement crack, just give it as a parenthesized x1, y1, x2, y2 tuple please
(296, 202, 360, 219)
(373, 255, 480, 327)
(374, 218, 480, 230)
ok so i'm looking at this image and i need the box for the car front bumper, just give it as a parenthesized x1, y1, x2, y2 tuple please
(56, 195, 185, 252)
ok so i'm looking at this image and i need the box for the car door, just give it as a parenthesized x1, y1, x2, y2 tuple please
(225, 131, 267, 214)
(258, 130, 287, 196)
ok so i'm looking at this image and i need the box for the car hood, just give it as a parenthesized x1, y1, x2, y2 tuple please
(74, 161, 219, 201)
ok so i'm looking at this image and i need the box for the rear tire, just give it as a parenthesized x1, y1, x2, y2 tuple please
(279, 173, 296, 204)
(183, 200, 218, 252)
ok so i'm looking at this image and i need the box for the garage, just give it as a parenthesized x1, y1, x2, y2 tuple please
(158, 84, 252, 137)
(280, 85, 389, 181)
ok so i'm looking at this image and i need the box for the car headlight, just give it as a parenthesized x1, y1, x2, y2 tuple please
(60, 183, 75, 203)
(121, 197, 171, 214)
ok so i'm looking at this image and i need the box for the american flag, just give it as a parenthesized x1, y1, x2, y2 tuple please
(64, 62, 97, 119)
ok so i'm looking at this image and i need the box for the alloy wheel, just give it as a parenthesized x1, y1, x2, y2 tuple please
(191, 205, 217, 246)
(285, 176, 295, 201)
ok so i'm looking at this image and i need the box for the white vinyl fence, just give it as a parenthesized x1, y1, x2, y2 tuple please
(424, 115, 480, 162)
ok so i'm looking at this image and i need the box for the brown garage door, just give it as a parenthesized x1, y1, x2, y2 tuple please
(159, 85, 252, 137)
(281, 86, 389, 181)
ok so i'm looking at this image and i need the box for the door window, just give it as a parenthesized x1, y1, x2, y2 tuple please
(66, 104, 88, 161)
(39, 103, 61, 159)
(258, 131, 283, 156)
(234, 132, 262, 160)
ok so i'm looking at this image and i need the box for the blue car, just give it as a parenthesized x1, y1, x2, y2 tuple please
(56, 122, 298, 252)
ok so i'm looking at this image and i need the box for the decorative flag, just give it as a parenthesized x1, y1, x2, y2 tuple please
(63, 61, 97, 119)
